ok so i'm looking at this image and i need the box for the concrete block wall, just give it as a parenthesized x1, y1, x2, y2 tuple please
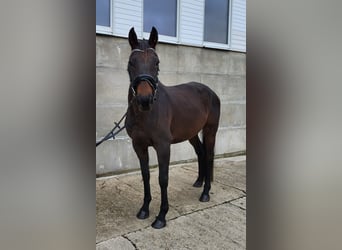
(96, 35, 245, 176)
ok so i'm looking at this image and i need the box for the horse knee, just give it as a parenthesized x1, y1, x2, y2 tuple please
(158, 175, 168, 188)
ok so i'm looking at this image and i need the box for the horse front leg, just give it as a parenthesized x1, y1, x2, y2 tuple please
(151, 142, 170, 229)
(133, 143, 151, 219)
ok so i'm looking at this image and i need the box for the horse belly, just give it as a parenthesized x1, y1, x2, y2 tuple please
(170, 115, 207, 143)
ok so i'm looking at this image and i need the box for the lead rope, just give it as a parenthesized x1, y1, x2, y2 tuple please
(96, 98, 135, 147)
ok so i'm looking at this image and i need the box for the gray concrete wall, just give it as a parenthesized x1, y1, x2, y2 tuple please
(96, 35, 245, 175)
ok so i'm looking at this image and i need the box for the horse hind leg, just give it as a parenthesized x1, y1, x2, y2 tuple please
(199, 110, 219, 202)
(199, 128, 216, 202)
(189, 135, 205, 187)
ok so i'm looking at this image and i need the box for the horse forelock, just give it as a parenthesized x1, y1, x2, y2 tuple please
(131, 39, 156, 52)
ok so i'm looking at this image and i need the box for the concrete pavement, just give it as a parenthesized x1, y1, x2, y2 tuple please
(96, 156, 246, 250)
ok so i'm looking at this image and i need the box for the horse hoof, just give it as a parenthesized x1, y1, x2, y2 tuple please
(193, 180, 203, 187)
(199, 193, 210, 202)
(151, 218, 166, 229)
(136, 210, 149, 219)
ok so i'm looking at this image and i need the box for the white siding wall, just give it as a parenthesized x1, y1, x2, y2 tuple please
(113, 0, 143, 38)
(179, 0, 205, 46)
(99, 0, 246, 52)
(230, 0, 246, 52)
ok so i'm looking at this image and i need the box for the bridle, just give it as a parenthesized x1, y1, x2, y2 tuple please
(129, 48, 159, 103)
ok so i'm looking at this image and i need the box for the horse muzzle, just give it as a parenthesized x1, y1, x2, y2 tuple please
(136, 94, 154, 111)
(130, 74, 158, 111)
(131, 74, 158, 95)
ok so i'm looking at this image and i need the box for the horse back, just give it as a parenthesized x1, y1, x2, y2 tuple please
(166, 82, 220, 111)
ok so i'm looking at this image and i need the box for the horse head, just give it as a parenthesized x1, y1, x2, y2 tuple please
(127, 27, 160, 111)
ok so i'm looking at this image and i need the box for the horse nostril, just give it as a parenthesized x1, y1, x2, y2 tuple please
(137, 95, 152, 107)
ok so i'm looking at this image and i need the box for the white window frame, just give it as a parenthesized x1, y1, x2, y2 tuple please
(142, 0, 180, 44)
(96, 0, 113, 35)
(203, 0, 232, 50)
(142, 33, 179, 44)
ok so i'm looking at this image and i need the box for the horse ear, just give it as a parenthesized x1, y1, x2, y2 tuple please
(148, 26, 158, 49)
(128, 27, 139, 49)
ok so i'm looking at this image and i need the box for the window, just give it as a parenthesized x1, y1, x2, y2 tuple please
(204, 0, 230, 45)
(96, 0, 112, 33)
(143, 0, 178, 38)
(96, 0, 110, 27)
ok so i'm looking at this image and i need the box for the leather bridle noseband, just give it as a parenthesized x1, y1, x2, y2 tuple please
(130, 74, 158, 98)
(129, 48, 159, 102)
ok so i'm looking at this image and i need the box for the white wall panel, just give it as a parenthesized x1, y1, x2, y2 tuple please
(113, 0, 143, 38)
(230, 0, 246, 52)
(97, 0, 246, 51)
(179, 0, 205, 46)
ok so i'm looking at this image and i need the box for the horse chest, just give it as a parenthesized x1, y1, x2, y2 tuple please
(126, 114, 161, 144)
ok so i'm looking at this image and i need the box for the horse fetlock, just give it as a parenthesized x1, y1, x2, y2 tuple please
(144, 196, 152, 203)
(199, 192, 210, 202)
(193, 178, 203, 187)
(161, 204, 169, 213)
(137, 209, 149, 219)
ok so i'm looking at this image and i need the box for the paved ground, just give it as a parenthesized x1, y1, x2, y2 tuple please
(96, 156, 246, 250)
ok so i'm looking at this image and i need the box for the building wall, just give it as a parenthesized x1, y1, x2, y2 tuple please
(96, 35, 245, 176)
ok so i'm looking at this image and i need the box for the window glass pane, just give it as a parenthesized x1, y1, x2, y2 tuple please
(204, 0, 229, 44)
(96, 0, 110, 27)
(144, 0, 177, 37)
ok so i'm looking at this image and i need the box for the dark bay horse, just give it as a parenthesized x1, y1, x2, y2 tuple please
(125, 27, 221, 229)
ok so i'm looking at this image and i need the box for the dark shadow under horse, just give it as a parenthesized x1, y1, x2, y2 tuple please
(125, 27, 221, 229)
